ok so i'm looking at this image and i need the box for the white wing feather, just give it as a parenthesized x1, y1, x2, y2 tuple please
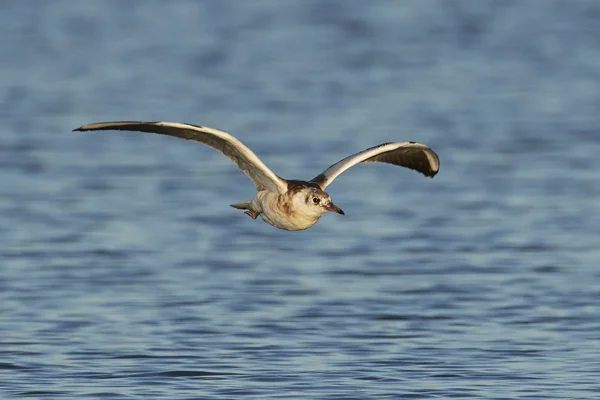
(73, 121, 287, 194)
(311, 142, 439, 189)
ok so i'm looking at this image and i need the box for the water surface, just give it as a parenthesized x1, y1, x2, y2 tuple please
(1, 1, 600, 398)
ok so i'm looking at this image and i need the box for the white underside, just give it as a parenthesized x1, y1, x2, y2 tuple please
(249, 191, 321, 231)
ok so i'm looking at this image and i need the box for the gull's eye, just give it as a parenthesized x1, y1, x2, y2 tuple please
(312, 197, 320, 205)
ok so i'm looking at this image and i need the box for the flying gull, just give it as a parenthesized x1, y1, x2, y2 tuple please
(73, 121, 439, 230)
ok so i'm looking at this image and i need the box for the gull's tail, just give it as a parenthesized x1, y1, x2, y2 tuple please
(230, 202, 250, 210)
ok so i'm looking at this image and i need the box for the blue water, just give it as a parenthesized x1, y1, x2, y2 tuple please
(2, 1, 600, 398)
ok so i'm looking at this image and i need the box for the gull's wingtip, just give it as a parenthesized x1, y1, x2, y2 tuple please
(427, 166, 439, 178)
(424, 147, 440, 178)
(72, 123, 91, 132)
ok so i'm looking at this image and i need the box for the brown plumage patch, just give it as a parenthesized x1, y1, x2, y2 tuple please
(279, 180, 324, 216)
(281, 196, 295, 217)
(364, 148, 439, 177)
(286, 180, 322, 194)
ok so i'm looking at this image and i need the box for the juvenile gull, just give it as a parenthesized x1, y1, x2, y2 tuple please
(73, 121, 439, 231)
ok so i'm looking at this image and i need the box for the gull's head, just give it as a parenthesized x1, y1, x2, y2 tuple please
(291, 186, 345, 219)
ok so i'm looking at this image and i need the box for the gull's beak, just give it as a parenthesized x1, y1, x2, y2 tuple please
(326, 202, 345, 215)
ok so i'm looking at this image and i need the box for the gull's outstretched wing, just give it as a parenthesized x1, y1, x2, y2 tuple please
(310, 142, 439, 189)
(73, 121, 287, 194)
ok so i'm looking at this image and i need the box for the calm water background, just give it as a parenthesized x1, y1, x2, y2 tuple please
(2, 1, 600, 399)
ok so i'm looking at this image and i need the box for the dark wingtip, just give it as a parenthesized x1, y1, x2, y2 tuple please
(72, 127, 83, 132)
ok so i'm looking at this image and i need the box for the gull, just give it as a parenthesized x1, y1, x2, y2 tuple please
(73, 121, 439, 230)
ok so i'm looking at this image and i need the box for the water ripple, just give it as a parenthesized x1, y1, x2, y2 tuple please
(2, 1, 600, 399)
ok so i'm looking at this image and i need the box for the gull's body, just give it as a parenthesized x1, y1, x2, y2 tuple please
(73, 121, 440, 231)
